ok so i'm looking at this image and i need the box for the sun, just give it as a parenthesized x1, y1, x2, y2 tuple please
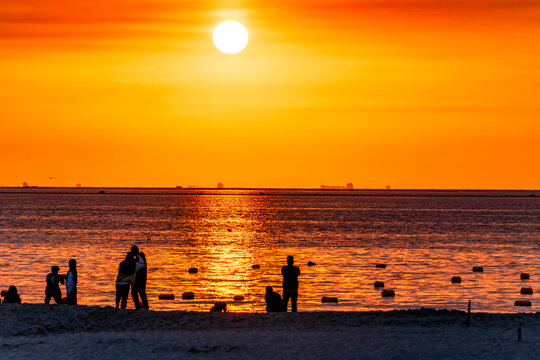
(213, 20, 249, 54)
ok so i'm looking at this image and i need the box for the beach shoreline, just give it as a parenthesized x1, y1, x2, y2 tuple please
(1, 304, 539, 359)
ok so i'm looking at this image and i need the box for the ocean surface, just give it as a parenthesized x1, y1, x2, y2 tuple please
(0, 188, 539, 313)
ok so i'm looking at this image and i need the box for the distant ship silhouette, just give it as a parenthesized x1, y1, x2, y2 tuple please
(321, 183, 353, 190)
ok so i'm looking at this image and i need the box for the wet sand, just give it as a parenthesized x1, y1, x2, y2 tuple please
(1, 304, 539, 359)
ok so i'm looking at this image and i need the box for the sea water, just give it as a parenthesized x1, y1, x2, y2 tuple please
(0, 188, 538, 312)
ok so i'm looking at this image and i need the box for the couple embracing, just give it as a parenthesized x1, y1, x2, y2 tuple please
(115, 245, 148, 309)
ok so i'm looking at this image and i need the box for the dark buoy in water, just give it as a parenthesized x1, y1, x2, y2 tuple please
(251, 264, 261, 269)
(515, 300, 532, 307)
(98, 190, 105, 194)
(159, 293, 175, 300)
(188, 267, 198, 274)
(521, 287, 533, 295)
(472, 266, 484, 272)
(376, 264, 386, 268)
(233, 295, 245, 301)
(182, 291, 195, 300)
(374, 281, 384, 288)
(451, 276, 462, 283)
(321, 296, 338, 303)
(307, 261, 316, 266)
(382, 289, 395, 297)
(521, 273, 530, 280)
(227, 228, 232, 232)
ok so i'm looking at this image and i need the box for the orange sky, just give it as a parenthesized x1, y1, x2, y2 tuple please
(1, 0, 539, 188)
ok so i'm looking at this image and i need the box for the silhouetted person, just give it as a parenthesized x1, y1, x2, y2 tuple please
(281, 255, 300, 312)
(65, 259, 78, 305)
(116, 252, 136, 309)
(3, 285, 21, 304)
(45, 266, 65, 304)
(131, 245, 149, 310)
(265, 286, 283, 312)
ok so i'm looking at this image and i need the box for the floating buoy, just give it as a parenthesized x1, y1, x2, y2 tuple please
(373, 281, 384, 288)
(227, 228, 232, 232)
(376, 264, 386, 268)
(251, 264, 261, 269)
(188, 267, 198, 274)
(472, 266, 484, 272)
(307, 261, 316, 266)
(182, 291, 195, 300)
(451, 276, 462, 283)
(210, 302, 227, 312)
(0, 290, 7, 297)
(515, 300, 532, 307)
(159, 293, 175, 300)
(321, 296, 338, 303)
(382, 289, 395, 297)
(233, 295, 245, 301)
(521, 287, 533, 295)
(521, 273, 530, 280)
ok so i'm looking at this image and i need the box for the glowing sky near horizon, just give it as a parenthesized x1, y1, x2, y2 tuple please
(0, 0, 539, 188)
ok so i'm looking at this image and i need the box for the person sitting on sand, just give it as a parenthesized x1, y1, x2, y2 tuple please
(265, 286, 283, 312)
(65, 259, 78, 305)
(281, 255, 301, 312)
(3, 285, 21, 304)
(131, 245, 149, 310)
(45, 266, 65, 304)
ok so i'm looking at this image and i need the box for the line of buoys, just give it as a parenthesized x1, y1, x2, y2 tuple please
(188, 267, 198, 274)
(210, 302, 227, 312)
(472, 266, 484, 272)
(373, 281, 384, 288)
(321, 296, 338, 303)
(521, 287, 533, 295)
(382, 289, 395, 297)
(233, 295, 245, 301)
(515, 300, 532, 307)
(376, 264, 386, 268)
(451, 276, 462, 283)
(307, 261, 316, 266)
(521, 273, 530, 280)
(159, 293, 175, 300)
(182, 291, 195, 300)
(251, 264, 261, 269)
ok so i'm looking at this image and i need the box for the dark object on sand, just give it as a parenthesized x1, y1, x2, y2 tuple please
(381, 289, 395, 297)
(159, 293, 175, 300)
(472, 266, 484, 272)
(307, 261, 316, 266)
(182, 292, 195, 300)
(252, 264, 261, 269)
(515, 300, 531, 307)
(321, 296, 338, 303)
(233, 295, 244, 301)
(2, 286, 21, 304)
(376, 264, 386, 268)
(521, 287, 533, 295)
(521, 273, 530, 280)
(210, 302, 227, 312)
(188, 267, 198, 274)
(451, 276, 462, 283)
(374, 281, 384, 288)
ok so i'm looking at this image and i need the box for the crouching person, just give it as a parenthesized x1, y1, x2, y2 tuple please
(265, 286, 283, 312)
(45, 266, 65, 304)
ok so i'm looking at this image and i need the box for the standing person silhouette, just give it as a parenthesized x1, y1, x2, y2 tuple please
(131, 245, 149, 310)
(65, 259, 78, 305)
(45, 266, 65, 304)
(281, 255, 300, 312)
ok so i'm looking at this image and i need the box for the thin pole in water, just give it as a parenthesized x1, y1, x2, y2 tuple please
(467, 300, 471, 327)
(518, 325, 522, 342)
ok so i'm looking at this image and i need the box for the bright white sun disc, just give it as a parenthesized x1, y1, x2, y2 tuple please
(213, 20, 248, 54)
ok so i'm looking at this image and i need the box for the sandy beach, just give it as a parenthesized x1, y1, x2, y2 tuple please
(1, 305, 539, 359)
